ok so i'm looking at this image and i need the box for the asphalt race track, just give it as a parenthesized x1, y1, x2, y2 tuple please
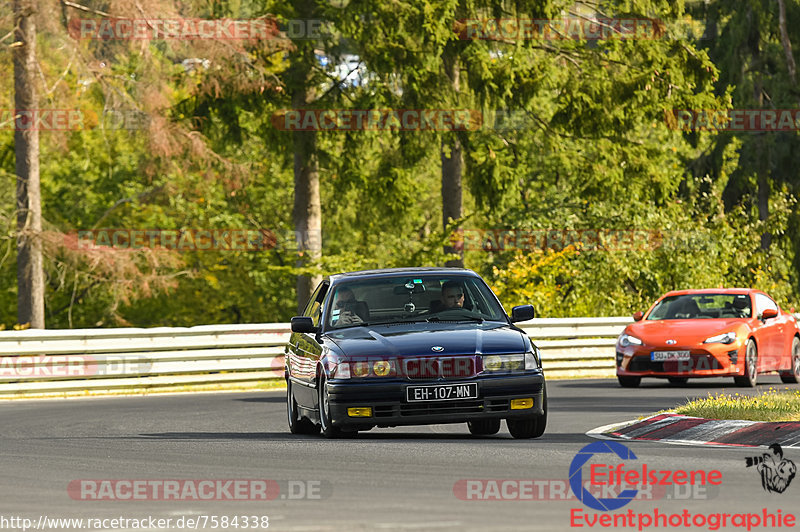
(2, 378, 799, 531)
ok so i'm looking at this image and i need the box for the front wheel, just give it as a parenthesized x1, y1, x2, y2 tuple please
(734, 340, 758, 387)
(467, 419, 501, 436)
(617, 375, 641, 388)
(317, 373, 354, 439)
(780, 337, 800, 384)
(506, 388, 547, 439)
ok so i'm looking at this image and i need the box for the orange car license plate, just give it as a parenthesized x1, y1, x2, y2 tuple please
(651, 351, 690, 361)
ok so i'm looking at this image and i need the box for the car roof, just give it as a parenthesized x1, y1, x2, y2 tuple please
(328, 267, 479, 284)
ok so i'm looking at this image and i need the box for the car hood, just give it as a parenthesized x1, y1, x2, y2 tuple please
(626, 318, 748, 345)
(324, 321, 526, 358)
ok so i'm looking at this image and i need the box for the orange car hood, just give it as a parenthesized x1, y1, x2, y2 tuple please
(627, 318, 747, 344)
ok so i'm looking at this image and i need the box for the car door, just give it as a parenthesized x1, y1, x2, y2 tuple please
(288, 281, 329, 406)
(754, 293, 784, 370)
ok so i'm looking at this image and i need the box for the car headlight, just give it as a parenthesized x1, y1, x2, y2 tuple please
(483, 354, 525, 373)
(618, 333, 643, 347)
(704, 331, 737, 344)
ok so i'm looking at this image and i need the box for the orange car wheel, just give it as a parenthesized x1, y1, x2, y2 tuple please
(734, 340, 758, 388)
(780, 337, 800, 384)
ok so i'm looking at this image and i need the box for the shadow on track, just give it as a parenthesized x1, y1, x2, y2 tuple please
(557, 378, 792, 390)
(234, 395, 284, 403)
(135, 431, 591, 444)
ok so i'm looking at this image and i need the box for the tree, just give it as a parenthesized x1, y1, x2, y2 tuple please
(286, 0, 323, 312)
(13, 0, 44, 328)
(687, 0, 800, 296)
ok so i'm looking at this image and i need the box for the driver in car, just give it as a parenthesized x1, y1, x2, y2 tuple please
(332, 287, 363, 325)
(442, 281, 465, 309)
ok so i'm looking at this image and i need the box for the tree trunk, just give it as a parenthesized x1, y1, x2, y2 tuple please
(777, 0, 797, 86)
(441, 50, 464, 268)
(749, 8, 771, 251)
(292, 109, 322, 313)
(14, 0, 45, 328)
(288, 4, 322, 313)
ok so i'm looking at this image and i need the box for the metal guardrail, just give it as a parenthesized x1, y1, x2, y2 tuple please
(0, 318, 631, 396)
(0, 324, 290, 395)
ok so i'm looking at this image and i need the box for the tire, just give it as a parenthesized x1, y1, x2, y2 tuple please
(287, 379, 318, 435)
(617, 375, 641, 388)
(317, 373, 354, 439)
(668, 377, 689, 385)
(506, 387, 547, 439)
(780, 337, 800, 384)
(467, 419, 501, 436)
(734, 340, 758, 387)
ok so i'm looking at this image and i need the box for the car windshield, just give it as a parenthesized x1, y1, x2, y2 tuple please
(647, 293, 752, 320)
(325, 275, 507, 329)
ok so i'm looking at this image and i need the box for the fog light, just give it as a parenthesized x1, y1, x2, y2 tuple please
(511, 398, 534, 410)
(347, 407, 372, 417)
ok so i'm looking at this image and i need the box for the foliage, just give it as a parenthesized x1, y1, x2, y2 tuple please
(672, 389, 800, 422)
(0, 0, 798, 327)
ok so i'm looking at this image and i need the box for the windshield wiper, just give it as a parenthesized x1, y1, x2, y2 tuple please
(427, 316, 484, 323)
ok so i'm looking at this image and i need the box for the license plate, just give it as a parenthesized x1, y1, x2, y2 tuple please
(406, 383, 478, 402)
(651, 351, 691, 361)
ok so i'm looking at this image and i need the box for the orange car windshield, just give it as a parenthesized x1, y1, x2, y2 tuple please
(647, 294, 752, 320)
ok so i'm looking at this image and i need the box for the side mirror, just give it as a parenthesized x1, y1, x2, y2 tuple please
(291, 316, 318, 333)
(633, 311, 644, 322)
(510, 305, 535, 323)
(761, 308, 778, 320)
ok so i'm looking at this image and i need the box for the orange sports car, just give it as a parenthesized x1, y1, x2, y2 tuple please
(616, 289, 800, 387)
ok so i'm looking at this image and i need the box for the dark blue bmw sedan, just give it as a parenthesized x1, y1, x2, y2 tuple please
(285, 267, 546, 439)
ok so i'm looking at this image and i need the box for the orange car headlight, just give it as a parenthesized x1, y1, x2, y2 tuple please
(703, 332, 737, 344)
(618, 334, 643, 347)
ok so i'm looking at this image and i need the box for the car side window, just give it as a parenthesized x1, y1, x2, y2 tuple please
(304, 282, 329, 327)
(755, 293, 778, 317)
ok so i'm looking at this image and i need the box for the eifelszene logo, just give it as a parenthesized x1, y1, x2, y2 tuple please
(569, 441, 639, 511)
(568, 441, 722, 512)
(745, 443, 797, 494)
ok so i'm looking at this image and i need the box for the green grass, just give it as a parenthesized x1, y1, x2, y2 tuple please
(671, 388, 800, 422)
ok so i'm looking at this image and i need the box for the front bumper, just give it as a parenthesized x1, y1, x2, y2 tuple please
(325, 373, 545, 428)
(616, 344, 743, 378)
